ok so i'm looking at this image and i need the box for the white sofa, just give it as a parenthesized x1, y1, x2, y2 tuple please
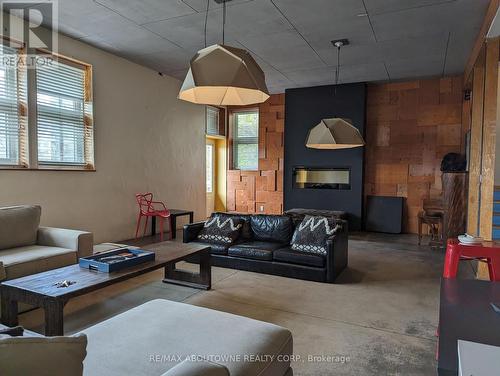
(79, 299, 293, 376)
(0, 299, 293, 376)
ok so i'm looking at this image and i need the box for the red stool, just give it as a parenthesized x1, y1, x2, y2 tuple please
(443, 238, 500, 281)
(135, 193, 172, 242)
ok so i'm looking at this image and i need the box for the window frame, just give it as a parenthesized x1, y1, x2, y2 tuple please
(230, 108, 259, 171)
(0, 38, 28, 169)
(0, 46, 95, 171)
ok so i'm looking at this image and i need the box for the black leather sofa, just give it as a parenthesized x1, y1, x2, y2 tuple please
(183, 213, 348, 283)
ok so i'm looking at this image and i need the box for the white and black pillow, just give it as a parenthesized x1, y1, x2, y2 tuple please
(197, 214, 243, 245)
(291, 215, 339, 255)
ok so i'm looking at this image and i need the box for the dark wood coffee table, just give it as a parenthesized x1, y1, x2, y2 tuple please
(438, 278, 500, 375)
(0, 242, 210, 336)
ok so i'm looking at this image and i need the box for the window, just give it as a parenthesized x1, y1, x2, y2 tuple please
(206, 144, 213, 193)
(206, 106, 219, 136)
(36, 58, 94, 168)
(0, 44, 94, 170)
(232, 110, 258, 170)
(0, 44, 27, 166)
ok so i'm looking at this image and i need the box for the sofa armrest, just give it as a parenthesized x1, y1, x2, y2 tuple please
(161, 358, 229, 376)
(183, 222, 205, 243)
(325, 220, 348, 283)
(0, 261, 5, 281)
(37, 227, 93, 259)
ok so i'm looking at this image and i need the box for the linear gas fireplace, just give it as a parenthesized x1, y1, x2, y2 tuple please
(293, 167, 350, 190)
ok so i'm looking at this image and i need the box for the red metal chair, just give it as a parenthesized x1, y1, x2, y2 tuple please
(443, 238, 500, 281)
(135, 193, 172, 242)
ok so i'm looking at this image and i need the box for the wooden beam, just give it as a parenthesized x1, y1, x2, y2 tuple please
(467, 66, 486, 236)
(464, 0, 499, 85)
(479, 38, 499, 241)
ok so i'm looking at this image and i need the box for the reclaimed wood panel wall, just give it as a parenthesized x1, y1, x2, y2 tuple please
(365, 77, 464, 233)
(226, 94, 285, 214)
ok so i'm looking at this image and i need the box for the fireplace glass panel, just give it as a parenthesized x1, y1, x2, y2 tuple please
(293, 167, 350, 190)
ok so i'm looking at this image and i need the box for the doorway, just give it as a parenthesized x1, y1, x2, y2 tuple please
(206, 139, 215, 218)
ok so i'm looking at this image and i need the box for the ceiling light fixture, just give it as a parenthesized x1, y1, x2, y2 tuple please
(178, 0, 269, 106)
(305, 38, 366, 150)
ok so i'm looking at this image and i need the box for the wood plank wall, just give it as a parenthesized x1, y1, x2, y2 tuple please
(226, 94, 285, 214)
(365, 77, 464, 233)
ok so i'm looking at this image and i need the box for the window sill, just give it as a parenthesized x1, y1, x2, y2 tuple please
(0, 166, 96, 172)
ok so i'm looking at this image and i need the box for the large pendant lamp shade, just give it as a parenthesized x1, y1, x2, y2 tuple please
(178, 44, 270, 106)
(306, 118, 365, 149)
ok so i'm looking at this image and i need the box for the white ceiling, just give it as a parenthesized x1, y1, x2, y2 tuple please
(30, 0, 491, 93)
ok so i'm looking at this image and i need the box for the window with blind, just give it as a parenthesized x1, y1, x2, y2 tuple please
(206, 106, 220, 136)
(36, 59, 93, 167)
(0, 44, 94, 170)
(232, 110, 259, 170)
(0, 44, 27, 166)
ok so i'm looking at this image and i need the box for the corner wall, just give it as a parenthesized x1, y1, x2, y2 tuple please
(365, 77, 464, 233)
(0, 31, 206, 243)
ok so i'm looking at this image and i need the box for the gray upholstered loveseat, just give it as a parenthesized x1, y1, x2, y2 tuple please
(0, 205, 93, 314)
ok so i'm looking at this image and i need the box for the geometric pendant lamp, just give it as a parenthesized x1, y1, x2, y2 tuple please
(306, 118, 365, 149)
(178, 44, 270, 106)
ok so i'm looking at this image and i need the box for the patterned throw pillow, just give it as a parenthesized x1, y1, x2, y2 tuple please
(291, 215, 339, 255)
(197, 214, 243, 244)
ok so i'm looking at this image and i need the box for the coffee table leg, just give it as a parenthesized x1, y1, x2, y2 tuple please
(44, 298, 65, 336)
(163, 250, 211, 290)
(0, 288, 18, 327)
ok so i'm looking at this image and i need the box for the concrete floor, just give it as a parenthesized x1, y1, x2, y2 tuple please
(18, 231, 474, 375)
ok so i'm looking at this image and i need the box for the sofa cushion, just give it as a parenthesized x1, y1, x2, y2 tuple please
(197, 214, 243, 245)
(250, 215, 293, 244)
(274, 247, 325, 268)
(0, 205, 41, 251)
(191, 241, 230, 255)
(79, 299, 292, 376)
(228, 241, 284, 261)
(291, 215, 338, 255)
(213, 212, 252, 240)
(0, 245, 77, 280)
(161, 358, 229, 376)
(0, 333, 87, 376)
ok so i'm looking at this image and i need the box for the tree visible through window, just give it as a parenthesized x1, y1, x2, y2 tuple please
(233, 111, 258, 170)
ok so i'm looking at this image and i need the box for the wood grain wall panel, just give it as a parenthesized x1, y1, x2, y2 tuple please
(227, 94, 284, 215)
(366, 77, 463, 233)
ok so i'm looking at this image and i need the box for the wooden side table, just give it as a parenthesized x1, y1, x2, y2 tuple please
(151, 209, 194, 239)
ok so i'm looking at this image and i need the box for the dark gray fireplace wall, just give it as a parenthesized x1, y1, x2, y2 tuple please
(284, 83, 366, 230)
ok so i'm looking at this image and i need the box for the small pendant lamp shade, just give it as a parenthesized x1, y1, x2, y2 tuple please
(306, 118, 365, 149)
(178, 44, 270, 106)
